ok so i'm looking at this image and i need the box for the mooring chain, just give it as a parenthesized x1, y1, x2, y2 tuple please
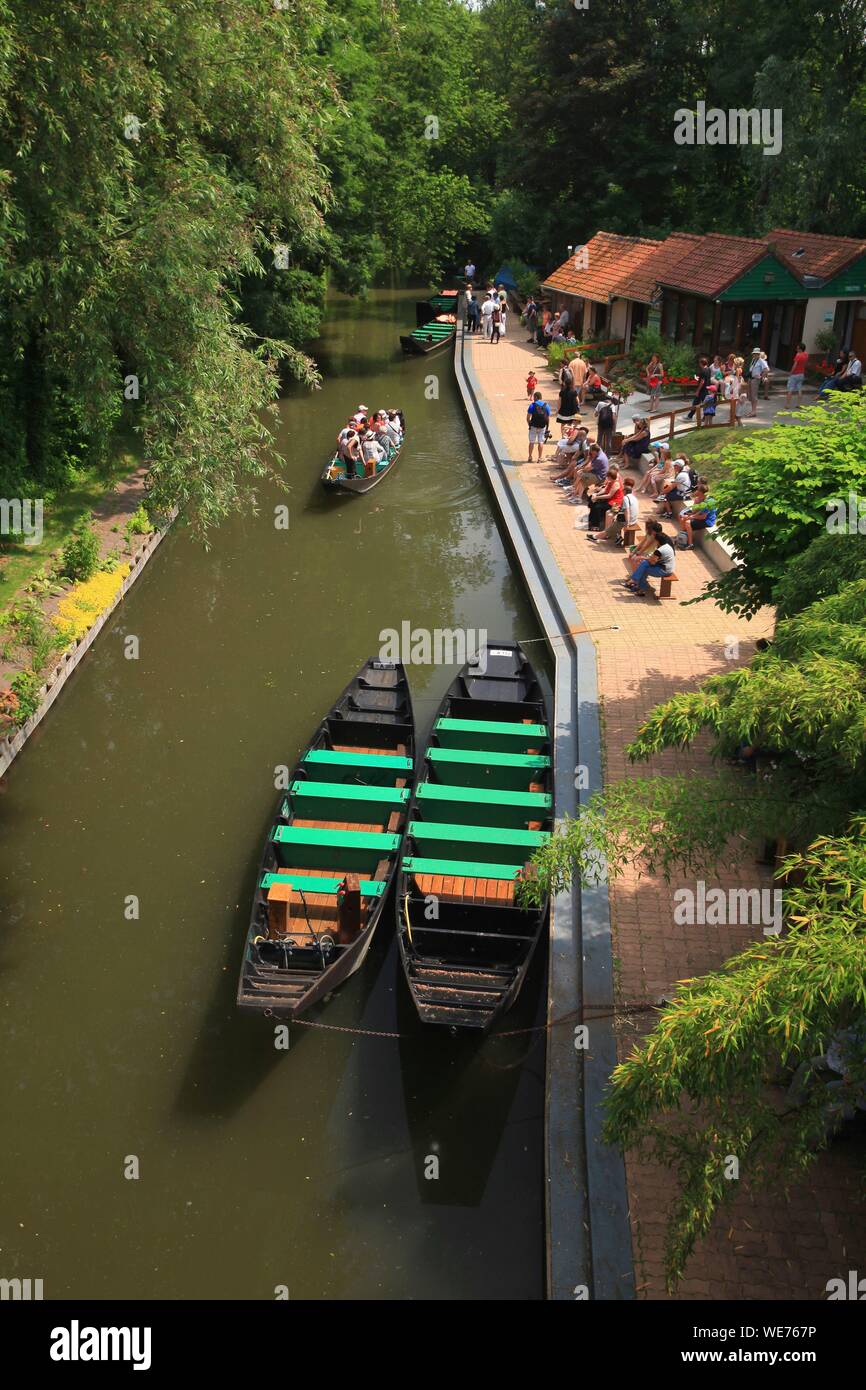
(282, 999, 662, 1041)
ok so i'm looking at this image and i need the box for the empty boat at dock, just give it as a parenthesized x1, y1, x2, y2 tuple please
(395, 642, 552, 1031)
(237, 659, 415, 1018)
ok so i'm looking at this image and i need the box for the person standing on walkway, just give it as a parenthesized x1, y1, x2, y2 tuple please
(785, 342, 810, 407)
(686, 356, 711, 420)
(480, 293, 495, 340)
(556, 378, 580, 435)
(498, 291, 508, 335)
(464, 258, 476, 283)
(490, 298, 502, 344)
(748, 347, 769, 415)
(524, 295, 538, 341)
(465, 288, 480, 335)
(570, 349, 589, 408)
(594, 395, 616, 454)
(526, 391, 550, 463)
(646, 352, 664, 413)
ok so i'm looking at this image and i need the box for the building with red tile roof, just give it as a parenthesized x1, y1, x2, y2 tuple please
(540, 226, 866, 365)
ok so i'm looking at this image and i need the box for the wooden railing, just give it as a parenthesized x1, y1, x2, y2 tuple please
(643, 397, 738, 442)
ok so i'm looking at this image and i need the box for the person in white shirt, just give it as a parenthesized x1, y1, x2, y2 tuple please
(480, 294, 496, 339)
(838, 354, 863, 391)
(464, 261, 476, 282)
(748, 350, 770, 414)
(360, 429, 384, 477)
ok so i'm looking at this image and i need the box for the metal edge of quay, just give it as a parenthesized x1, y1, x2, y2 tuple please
(453, 308, 635, 1303)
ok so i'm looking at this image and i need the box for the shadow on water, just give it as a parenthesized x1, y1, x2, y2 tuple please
(396, 936, 548, 1209)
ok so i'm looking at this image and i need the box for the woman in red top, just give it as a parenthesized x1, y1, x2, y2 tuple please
(786, 342, 810, 406)
(586, 465, 624, 534)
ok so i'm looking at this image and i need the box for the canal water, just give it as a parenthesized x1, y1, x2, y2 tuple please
(0, 284, 549, 1300)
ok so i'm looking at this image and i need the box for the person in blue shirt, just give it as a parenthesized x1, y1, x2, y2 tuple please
(526, 391, 550, 462)
(678, 484, 718, 549)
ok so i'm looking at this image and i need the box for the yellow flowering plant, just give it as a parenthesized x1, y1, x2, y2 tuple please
(53, 566, 130, 642)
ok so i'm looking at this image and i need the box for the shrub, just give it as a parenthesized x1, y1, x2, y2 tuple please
(814, 327, 839, 357)
(9, 668, 42, 723)
(125, 504, 153, 540)
(628, 327, 696, 389)
(773, 530, 866, 617)
(698, 392, 866, 617)
(59, 518, 101, 582)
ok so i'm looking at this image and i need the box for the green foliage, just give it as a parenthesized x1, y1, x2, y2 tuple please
(3, 599, 64, 673)
(124, 505, 154, 541)
(696, 393, 866, 617)
(9, 667, 42, 723)
(627, 328, 696, 386)
(814, 328, 839, 357)
(773, 531, 866, 617)
(604, 826, 866, 1290)
(476, 0, 866, 267)
(59, 519, 100, 583)
(521, 572, 866, 1283)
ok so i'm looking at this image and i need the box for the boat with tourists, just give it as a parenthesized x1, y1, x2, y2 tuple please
(394, 641, 553, 1031)
(237, 658, 415, 1018)
(321, 410, 406, 494)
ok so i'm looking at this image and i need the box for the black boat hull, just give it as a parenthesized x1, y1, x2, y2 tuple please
(395, 641, 551, 1031)
(238, 659, 415, 1018)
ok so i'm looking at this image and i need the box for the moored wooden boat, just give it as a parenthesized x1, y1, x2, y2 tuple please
(237, 659, 415, 1018)
(400, 313, 456, 356)
(414, 289, 460, 326)
(395, 641, 552, 1031)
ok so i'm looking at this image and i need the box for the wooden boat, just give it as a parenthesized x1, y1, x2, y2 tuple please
(321, 414, 406, 494)
(400, 313, 456, 356)
(414, 289, 460, 326)
(237, 659, 415, 1018)
(395, 641, 552, 1031)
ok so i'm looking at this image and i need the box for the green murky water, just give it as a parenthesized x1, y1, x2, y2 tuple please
(0, 285, 548, 1300)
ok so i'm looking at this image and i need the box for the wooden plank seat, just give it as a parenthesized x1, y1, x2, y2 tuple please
(261, 872, 386, 899)
(330, 742, 408, 758)
(273, 824, 400, 872)
(402, 855, 525, 880)
(291, 817, 386, 831)
(428, 746, 550, 791)
(415, 781, 551, 829)
(291, 781, 408, 806)
(290, 781, 407, 825)
(434, 717, 549, 754)
(413, 872, 515, 905)
(658, 573, 679, 599)
(408, 821, 549, 863)
(303, 749, 412, 772)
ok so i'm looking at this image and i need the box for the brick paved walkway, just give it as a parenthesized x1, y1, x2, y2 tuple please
(465, 326, 866, 1301)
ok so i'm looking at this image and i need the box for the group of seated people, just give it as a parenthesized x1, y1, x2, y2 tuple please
(817, 348, 863, 398)
(336, 405, 404, 479)
(544, 421, 718, 591)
